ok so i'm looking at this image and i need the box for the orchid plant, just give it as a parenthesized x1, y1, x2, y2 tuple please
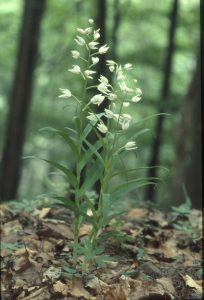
(44, 19, 154, 272)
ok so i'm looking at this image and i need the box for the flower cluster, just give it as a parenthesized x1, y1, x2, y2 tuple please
(58, 19, 142, 152)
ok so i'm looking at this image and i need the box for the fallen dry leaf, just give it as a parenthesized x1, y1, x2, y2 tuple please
(184, 274, 202, 294)
(18, 287, 48, 300)
(70, 278, 91, 299)
(104, 285, 128, 300)
(36, 207, 52, 219)
(43, 266, 61, 280)
(156, 277, 176, 297)
(127, 208, 147, 220)
(13, 250, 30, 272)
(53, 280, 69, 295)
(42, 219, 73, 239)
(86, 275, 109, 293)
(79, 223, 93, 238)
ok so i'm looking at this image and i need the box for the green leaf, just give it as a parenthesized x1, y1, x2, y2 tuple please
(55, 197, 97, 227)
(55, 196, 81, 214)
(39, 126, 79, 159)
(79, 139, 102, 171)
(82, 113, 103, 139)
(74, 116, 81, 137)
(107, 210, 126, 224)
(78, 159, 103, 197)
(83, 138, 105, 166)
(42, 159, 78, 188)
(56, 130, 79, 160)
(110, 178, 158, 201)
(112, 166, 169, 178)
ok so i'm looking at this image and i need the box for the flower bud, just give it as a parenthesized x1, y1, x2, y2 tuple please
(88, 41, 99, 49)
(99, 45, 109, 54)
(74, 36, 86, 46)
(68, 65, 81, 74)
(71, 51, 80, 59)
(58, 88, 72, 98)
(97, 122, 108, 134)
(92, 57, 99, 65)
(90, 94, 105, 106)
(124, 141, 137, 151)
(84, 70, 96, 79)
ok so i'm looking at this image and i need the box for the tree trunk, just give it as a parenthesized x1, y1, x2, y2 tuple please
(172, 51, 201, 208)
(0, 0, 46, 201)
(145, 0, 179, 202)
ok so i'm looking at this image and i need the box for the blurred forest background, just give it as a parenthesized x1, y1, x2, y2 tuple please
(0, 0, 201, 211)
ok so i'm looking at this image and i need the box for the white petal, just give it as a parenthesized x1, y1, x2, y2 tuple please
(99, 45, 109, 54)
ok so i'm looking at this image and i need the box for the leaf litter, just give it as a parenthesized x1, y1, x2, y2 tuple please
(0, 204, 202, 299)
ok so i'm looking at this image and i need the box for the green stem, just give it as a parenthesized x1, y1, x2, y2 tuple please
(73, 219, 79, 267)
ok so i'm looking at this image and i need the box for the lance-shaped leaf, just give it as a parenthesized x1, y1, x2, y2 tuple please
(42, 159, 78, 188)
(110, 178, 159, 202)
(55, 197, 91, 221)
(82, 113, 103, 140)
(79, 139, 103, 171)
(56, 130, 79, 160)
(39, 126, 79, 159)
(83, 138, 105, 166)
(78, 158, 104, 198)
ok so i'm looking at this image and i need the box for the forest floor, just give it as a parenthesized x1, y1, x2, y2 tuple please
(0, 202, 203, 300)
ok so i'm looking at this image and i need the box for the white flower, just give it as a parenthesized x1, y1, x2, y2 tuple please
(119, 82, 133, 94)
(124, 141, 137, 151)
(109, 66, 115, 72)
(71, 50, 80, 59)
(124, 63, 133, 70)
(104, 109, 114, 118)
(123, 102, 130, 107)
(122, 120, 131, 130)
(136, 88, 142, 95)
(122, 114, 132, 121)
(116, 66, 125, 81)
(106, 60, 115, 66)
(131, 95, 141, 102)
(120, 114, 132, 130)
(89, 19, 94, 24)
(94, 29, 100, 40)
(77, 27, 92, 35)
(107, 93, 117, 101)
(97, 83, 109, 94)
(88, 41, 99, 49)
(58, 88, 72, 98)
(119, 81, 133, 94)
(99, 75, 109, 85)
(68, 65, 81, 74)
(84, 70, 96, 79)
(87, 113, 98, 122)
(92, 57, 99, 65)
(97, 122, 108, 134)
(99, 44, 109, 54)
(74, 35, 86, 46)
(90, 94, 105, 106)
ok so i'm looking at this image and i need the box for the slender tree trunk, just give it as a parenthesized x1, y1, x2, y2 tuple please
(145, 0, 179, 202)
(172, 51, 201, 208)
(0, 0, 46, 201)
